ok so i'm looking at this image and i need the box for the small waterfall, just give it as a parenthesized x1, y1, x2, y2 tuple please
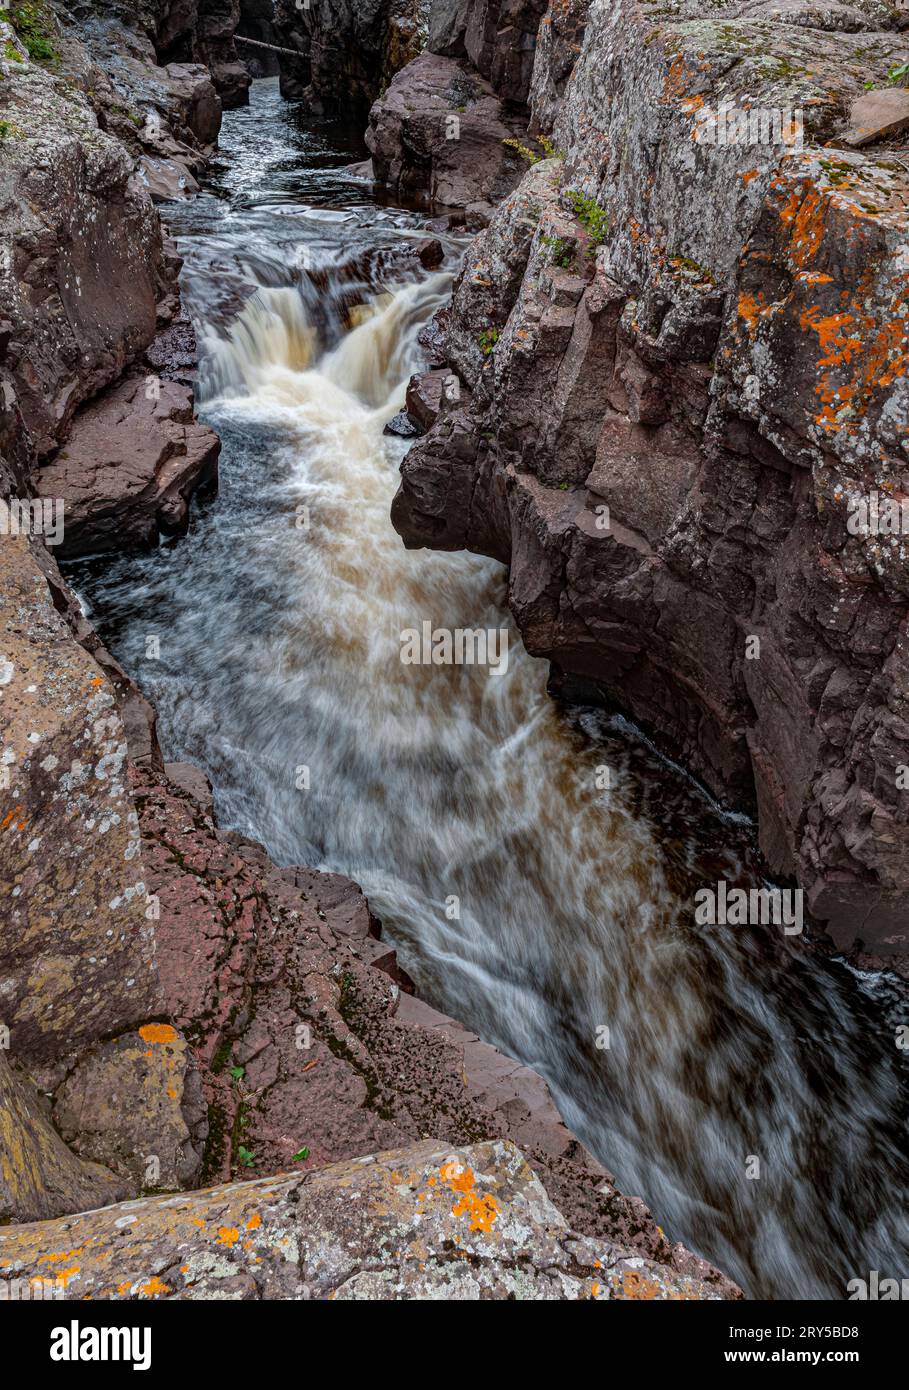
(69, 80, 909, 1301)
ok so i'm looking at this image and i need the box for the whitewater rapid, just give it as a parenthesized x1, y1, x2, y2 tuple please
(70, 81, 909, 1300)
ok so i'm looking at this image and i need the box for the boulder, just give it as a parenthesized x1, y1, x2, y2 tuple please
(0, 1051, 128, 1225)
(136, 154, 202, 201)
(366, 50, 529, 219)
(842, 86, 909, 145)
(52, 1027, 206, 1191)
(37, 377, 220, 557)
(406, 368, 457, 430)
(0, 1139, 735, 1299)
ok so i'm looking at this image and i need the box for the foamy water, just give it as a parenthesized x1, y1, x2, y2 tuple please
(70, 81, 909, 1299)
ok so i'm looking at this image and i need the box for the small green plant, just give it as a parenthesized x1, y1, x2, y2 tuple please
(536, 134, 563, 160)
(229, 1065, 245, 1082)
(886, 62, 909, 87)
(0, 119, 24, 140)
(564, 190, 609, 254)
(237, 1145, 256, 1169)
(503, 133, 564, 164)
(478, 327, 500, 356)
(291, 1147, 310, 1163)
(540, 233, 576, 269)
(10, 3, 60, 66)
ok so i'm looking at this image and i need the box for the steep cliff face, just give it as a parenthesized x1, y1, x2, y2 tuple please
(272, 0, 429, 113)
(392, 0, 909, 954)
(64, 0, 251, 106)
(364, 0, 559, 218)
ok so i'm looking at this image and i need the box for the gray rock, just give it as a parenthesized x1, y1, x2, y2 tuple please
(0, 1139, 737, 1299)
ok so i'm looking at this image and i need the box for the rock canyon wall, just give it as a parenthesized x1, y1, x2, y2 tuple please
(388, 0, 909, 956)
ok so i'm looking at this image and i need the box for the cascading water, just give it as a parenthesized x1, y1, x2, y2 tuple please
(70, 81, 909, 1300)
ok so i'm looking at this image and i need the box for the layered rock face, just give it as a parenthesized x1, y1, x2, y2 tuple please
(64, 0, 250, 106)
(272, 0, 429, 113)
(392, 0, 909, 954)
(430, 0, 548, 105)
(0, 4, 222, 537)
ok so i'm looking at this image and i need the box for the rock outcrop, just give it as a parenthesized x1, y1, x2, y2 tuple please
(392, 0, 909, 954)
(364, 0, 561, 220)
(62, 0, 249, 107)
(37, 375, 219, 557)
(0, 1139, 732, 1299)
(366, 50, 529, 221)
(272, 0, 429, 113)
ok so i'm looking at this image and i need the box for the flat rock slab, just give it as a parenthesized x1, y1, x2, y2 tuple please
(0, 1140, 731, 1300)
(38, 377, 219, 558)
(843, 87, 909, 147)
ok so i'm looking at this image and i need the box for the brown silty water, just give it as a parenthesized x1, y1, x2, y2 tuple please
(69, 81, 909, 1300)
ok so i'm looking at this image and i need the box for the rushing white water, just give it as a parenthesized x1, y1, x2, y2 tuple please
(72, 82, 909, 1299)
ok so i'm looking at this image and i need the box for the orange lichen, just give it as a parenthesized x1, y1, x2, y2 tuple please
(138, 1022, 178, 1045)
(215, 1226, 240, 1246)
(621, 1268, 663, 1300)
(140, 1276, 169, 1297)
(440, 1162, 500, 1235)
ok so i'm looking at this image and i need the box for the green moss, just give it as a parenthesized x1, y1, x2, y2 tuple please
(9, 2, 60, 66)
(0, 119, 24, 140)
(540, 233, 576, 269)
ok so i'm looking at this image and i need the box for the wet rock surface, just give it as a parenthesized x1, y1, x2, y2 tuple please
(37, 375, 220, 557)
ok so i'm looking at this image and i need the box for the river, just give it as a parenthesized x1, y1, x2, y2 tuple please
(68, 79, 909, 1300)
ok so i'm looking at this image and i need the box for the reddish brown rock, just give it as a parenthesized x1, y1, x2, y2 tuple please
(366, 51, 529, 220)
(842, 86, 909, 146)
(38, 376, 219, 557)
(0, 1051, 128, 1225)
(392, 0, 909, 954)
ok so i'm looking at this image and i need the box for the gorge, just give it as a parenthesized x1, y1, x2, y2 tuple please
(0, 0, 908, 1312)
